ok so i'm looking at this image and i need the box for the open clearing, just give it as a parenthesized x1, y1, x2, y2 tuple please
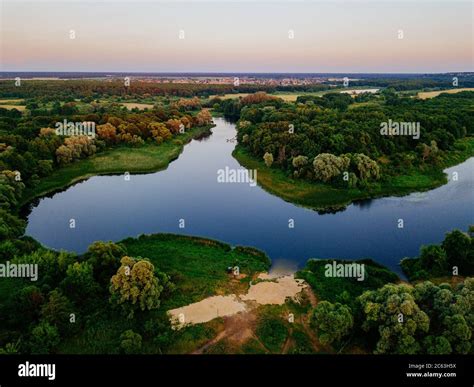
(241, 274, 307, 304)
(168, 274, 307, 329)
(121, 102, 155, 110)
(210, 88, 380, 102)
(0, 105, 26, 111)
(418, 88, 474, 99)
(168, 295, 247, 328)
(0, 98, 26, 111)
(0, 99, 25, 104)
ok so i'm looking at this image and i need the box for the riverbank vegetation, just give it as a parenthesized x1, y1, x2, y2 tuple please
(295, 229, 473, 354)
(0, 233, 270, 354)
(401, 227, 474, 281)
(228, 90, 474, 209)
(0, 88, 214, 236)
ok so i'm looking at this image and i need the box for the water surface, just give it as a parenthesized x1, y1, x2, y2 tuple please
(25, 118, 474, 275)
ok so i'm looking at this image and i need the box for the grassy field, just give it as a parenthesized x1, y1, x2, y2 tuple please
(417, 88, 474, 99)
(0, 98, 26, 111)
(0, 105, 26, 111)
(120, 233, 270, 309)
(21, 125, 213, 205)
(121, 102, 155, 110)
(296, 259, 399, 307)
(209, 88, 379, 102)
(58, 233, 269, 354)
(233, 137, 474, 211)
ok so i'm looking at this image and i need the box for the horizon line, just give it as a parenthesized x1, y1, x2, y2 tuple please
(1, 71, 473, 75)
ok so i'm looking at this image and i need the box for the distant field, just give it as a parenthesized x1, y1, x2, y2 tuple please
(0, 98, 25, 104)
(121, 102, 155, 110)
(209, 93, 251, 100)
(210, 88, 380, 102)
(418, 88, 474, 99)
(0, 104, 26, 111)
(0, 98, 26, 111)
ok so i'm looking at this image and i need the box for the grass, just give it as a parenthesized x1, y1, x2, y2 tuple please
(58, 233, 269, 354)
(120, 102, 155, 110)
(296, 259, 399, 307)
(417, 88, 474, 99)
(233, 137, 474, 211)
(21, 125, 213, 205)
(120, 233, 270, 309)
(210, 88, 379, 102)
(0, 105, 26, 111)
(254, 306, 289, 353)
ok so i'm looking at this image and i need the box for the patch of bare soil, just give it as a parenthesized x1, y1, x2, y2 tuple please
(241, 275, 307, 305)
(168, 295, 246, 329)
(168, 273, 314, 353)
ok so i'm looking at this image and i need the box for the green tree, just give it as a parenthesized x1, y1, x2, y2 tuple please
(60, 262, 100, 306)
(120, 330, 143, 354)
(422, 336, 452, 354)
(442, 230, 473, 273)
(41, 290, 74, 334)
(313, 153, 350, 183)
(419, 245, 448, 274)
(358, 284, 430, 354)
(110, 256, 171, 318)
(311, 301, 353, 345)
(85, 241, 127, 287)
(353, 153, 380, 181)
(28, 321, 60, 354)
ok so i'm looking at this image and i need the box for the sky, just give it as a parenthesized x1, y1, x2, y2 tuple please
(0, 0, 472, 73)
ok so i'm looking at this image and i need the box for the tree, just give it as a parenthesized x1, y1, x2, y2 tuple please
(40, 290, 74, 334)
(148, 122, 172, 144)
(358, 284, 430, 354)
(120, 330, 142, 354)
(195, 109, 213, 126)
(96, 123, 117, 144)
(292, 155, 308, 169)
(85, 241, 127, 287)
(353, 153, 380, 181)
(60, 262, 99, 306)
(311, 301, 353, 345)
(55, 144, 73, 165)
(419, 245, 448, 274)
(110, 256, 172, 318)
(263, 152, 274, 167)
(442, 230, 473, 273)
(28, 321, 60, 354)
(11, 286, 44, 328)
(0, 209, 25, 239)
(313, 153, 350, 182)
(442, 314, 471, 354)
(423, 336, 452, 354)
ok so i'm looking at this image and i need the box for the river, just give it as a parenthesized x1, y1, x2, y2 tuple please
(25, 118, 474, 276)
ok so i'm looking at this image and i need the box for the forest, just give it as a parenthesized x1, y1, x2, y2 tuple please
(220, 90, 474, 209)
(0, 79, 472, 355)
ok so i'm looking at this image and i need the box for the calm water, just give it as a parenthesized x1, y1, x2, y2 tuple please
(25, 118, 474, 275)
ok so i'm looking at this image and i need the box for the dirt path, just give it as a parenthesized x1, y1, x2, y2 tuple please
(193, 309, 265, 354)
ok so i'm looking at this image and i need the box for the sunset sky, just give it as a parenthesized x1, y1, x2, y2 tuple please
(1, 0, 472, 73)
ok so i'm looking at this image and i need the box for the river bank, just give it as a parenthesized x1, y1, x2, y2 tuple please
(233, 138, 474, 211)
